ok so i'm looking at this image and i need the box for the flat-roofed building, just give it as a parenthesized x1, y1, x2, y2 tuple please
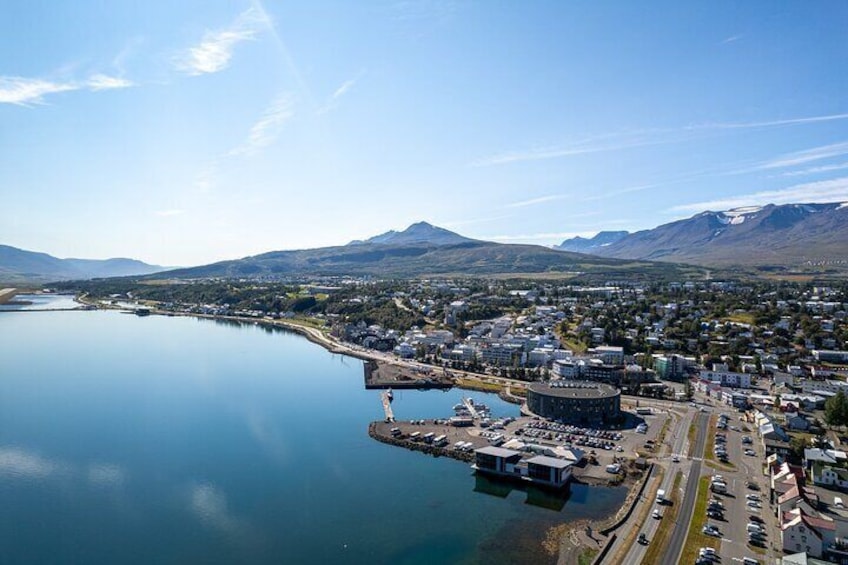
(526, 381, 621, 426)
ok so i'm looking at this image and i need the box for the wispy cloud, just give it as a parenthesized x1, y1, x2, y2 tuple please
(155, 209, 184, 217)
(720, 34, 743, 45)
(86, 74, 134, 91)
(471, 133, 665, 167)
(505, 194, 566, 209)
(0, 73, 134, 105)
(440, 214, 513, 229)
(755, 141, 848, 170)
(580, 183, 656, 202)
(781, 161, 848, 177)
(229, 94, 295, 156)
(472, 113, 848, 167)
(669, 175, 848, 214)
(175, 8, 268, 76)
(0, 77, 77, 105)
(316, 72, 364, 115)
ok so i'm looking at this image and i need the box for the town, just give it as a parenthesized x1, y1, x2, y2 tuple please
(59, 275, 848, 564)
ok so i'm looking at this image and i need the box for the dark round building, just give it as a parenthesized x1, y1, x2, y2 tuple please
(526, 381, 621, 426)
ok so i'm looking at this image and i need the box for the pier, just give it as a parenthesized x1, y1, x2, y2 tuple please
(381, 391, 395, 422)
(461, 397, 481, 419)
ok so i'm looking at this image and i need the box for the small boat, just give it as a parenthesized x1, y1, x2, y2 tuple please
(386, 388, 394, 401)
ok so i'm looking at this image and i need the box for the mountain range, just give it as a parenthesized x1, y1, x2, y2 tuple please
(160, 222, 681, 280)
(556, 231, 629, 253)
(3, 201, 846, 284)
(575, 202, 848, 271)
(0, 245, 166, 284)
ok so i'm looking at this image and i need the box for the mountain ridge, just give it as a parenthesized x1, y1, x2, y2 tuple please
(576, 202, 848, 271)
(0, 244, 167, 283)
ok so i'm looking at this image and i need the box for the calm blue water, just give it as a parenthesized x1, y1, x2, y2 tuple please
(0, 302, 626, 564)
(0, 293, 80, 310)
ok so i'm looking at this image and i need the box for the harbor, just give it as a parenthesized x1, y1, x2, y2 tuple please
(369, 392, 664, 488)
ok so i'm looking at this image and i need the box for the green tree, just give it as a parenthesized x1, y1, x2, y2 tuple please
(825, 391, 848, 429)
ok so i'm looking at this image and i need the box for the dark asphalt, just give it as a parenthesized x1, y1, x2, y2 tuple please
(661, 412, 708, 565)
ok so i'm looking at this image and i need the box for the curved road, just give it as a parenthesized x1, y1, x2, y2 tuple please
(661, 411, 709, 565)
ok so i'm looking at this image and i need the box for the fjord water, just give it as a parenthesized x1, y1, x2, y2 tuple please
(0, 306, 625, 564)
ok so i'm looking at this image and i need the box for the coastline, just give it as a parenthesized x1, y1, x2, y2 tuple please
(72, 296, 648, 563)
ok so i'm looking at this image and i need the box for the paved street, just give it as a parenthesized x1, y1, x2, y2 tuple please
(661, 411, 708, 565)
(617, 406, 704, 565)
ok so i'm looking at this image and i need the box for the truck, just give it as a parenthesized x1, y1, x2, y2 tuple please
(656, 489, 666, 504)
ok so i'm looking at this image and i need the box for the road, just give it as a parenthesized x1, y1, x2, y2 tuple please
(621, 406, 695, 565)
(660, 411, 709, 565)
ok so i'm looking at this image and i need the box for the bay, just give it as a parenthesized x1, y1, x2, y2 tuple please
(0, 301, 625, 564)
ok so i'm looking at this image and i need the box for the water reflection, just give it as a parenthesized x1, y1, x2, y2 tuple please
(473, 474, 570, 511)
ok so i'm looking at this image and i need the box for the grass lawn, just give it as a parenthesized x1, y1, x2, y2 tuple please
(687, 420, 697, 457)
(577, 547, 598, 565)
(455, 377, 503, 393)
(680, 475, 721, 564)
(642, 471, 683, 563)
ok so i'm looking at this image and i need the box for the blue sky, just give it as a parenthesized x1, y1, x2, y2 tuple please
(2, 1, 847, 266)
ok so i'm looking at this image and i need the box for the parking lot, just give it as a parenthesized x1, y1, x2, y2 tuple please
(697, 409, 780, 565)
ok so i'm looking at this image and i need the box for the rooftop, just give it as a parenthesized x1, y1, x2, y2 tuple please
(528, 381, 620, 399)
(526, 455, 573, 469)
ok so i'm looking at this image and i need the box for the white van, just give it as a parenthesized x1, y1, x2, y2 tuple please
(836, 497, 845, 508)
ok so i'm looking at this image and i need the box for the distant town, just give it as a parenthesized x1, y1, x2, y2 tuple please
(40, 274, 848, 564)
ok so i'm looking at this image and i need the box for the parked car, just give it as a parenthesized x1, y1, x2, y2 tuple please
(702, 525, 720, 537)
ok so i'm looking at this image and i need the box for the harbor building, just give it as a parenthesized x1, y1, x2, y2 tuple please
(526, 381, 621, 426)
(473, 446, 573, 489)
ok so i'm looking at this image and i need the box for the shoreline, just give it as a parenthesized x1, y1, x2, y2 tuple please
(71, 296, 649, 563)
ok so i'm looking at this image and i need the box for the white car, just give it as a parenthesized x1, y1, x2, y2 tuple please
(672, 455, 680, 462)
(653, 509, 662, 519)
(699, 547, 716, 557)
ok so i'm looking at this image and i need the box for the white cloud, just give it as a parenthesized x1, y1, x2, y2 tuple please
(229, 94, 295, 156)
(0, 76, 78, 105)
(755, 141, 848, 170)
(155, 209, 184, 217)
(472, 113, 848, 167)
(316, 72, 364, 115)
(505, 195, 566, 209)
(697, 114, 848, 131)
(0, 72, 134, 106)
(471, 136, 660, 167)
(175, 8, 268, 76)
(781, 161, 848, 177)
(440, 214, 513, 228)
(86, 74, 134, 91)
(669, 175, 848, 214)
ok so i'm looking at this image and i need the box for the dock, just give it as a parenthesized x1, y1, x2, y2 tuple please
(381, 391, 395, 422)
(461, 397, 481, 419)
